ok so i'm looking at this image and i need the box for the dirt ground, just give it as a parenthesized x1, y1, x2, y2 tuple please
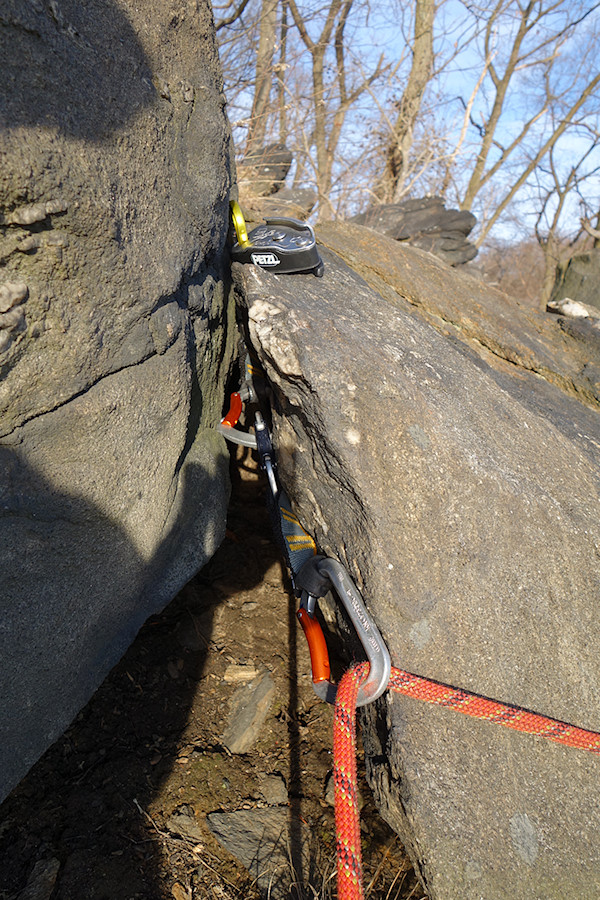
(0, 449, 427, 900)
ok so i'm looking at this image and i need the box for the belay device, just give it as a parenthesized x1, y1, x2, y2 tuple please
(230, 200, 324, 277)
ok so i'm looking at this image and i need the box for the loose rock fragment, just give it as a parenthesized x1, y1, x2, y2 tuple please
(0, 307, 26, 331)
(223, 663, 260, 684)
(0, 281, 28, 312)
(221, 672, 276, 753)
(260, 773, 288, 805)
(207, 808, 311, 900)
(17, 235, 42, 252)
(18, 232, 70, 254)
(547, 296, 593, 318)
(0, 332, 13, 353)
(166, 809, 204, 843)
(18, 857, 60, 900)
(171, 883, 191, 900)
(181, 81, 194, 102)
(9, 199, 68, 226)
(0, 283, 28, 352)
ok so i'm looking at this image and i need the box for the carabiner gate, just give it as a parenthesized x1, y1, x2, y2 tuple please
(296, 557, 391, 707)
(217, 351, 260, 450)
(217, 392, 258, 449)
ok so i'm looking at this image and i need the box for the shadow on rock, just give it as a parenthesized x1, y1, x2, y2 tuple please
(0, 443, 314, 899)
(0, 0, 154, 140)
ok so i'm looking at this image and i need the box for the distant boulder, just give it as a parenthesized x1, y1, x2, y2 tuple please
(350, 197, 478, 266)
(237, 143, 294, 197)
(257, 187, 317, 220)
(236, 145, 317, 222)
(551, 249, 600, 313)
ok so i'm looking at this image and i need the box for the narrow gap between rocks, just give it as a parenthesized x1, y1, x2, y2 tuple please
(0, 444, 425, 900)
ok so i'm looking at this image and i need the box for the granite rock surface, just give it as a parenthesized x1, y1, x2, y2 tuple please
(0, 0, 235, 800)
(240, 228, 600, 899)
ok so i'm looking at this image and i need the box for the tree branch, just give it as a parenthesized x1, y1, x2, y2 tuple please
(215, 0, 253, 32)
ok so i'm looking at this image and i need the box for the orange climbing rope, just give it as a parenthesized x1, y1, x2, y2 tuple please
(386, 667, 600, 752)
(333, 661, 600, 900)
(334, 665, 367, 900)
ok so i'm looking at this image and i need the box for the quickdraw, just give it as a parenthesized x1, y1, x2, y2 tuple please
(296, 557, 390, 707)
(218, 343, 390, 706)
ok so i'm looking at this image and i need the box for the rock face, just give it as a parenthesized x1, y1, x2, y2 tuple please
(0, 1, 235, 800)
(240, 223, 600, 899)
(350, 197, 478, 266)
(551, 249, 600, 313)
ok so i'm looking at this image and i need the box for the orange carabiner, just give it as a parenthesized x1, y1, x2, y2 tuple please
(296, 557, 391, 707)
(220, 392, 243, 428)
(217, 392, 258, 449)
(297, 607, 331, 684)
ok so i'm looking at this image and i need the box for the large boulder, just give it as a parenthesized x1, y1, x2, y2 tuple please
(240, 223, 600, 899)
(0, 0, 235, 800)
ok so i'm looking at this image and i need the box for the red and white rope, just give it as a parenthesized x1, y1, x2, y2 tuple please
(333, 661, 600, 900)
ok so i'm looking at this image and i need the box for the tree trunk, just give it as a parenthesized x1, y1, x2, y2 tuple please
(377, 0, 435, 203)
(245, 0, 279, 156)
(539, 234, 561, 309)
(277, 0, 288, 144)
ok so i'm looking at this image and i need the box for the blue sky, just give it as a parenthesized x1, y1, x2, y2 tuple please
(218, 0, 600, 244)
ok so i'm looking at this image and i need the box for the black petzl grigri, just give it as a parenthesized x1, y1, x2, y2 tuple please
(230, 200, 324, 277)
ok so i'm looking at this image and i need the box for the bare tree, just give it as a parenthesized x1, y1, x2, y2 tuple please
(580, 211, 600, 247)
(454, 0, 600, 243)
(215, 0, 389, 216)
(376, 0, 436, 203)
(369, 0, 600, 249)
(244, 0, 280, 155)
(214, 0, 600, 253)
(285, 0, 387, 218)
(213, 0, 264, 137)
(214, 0, 253, 30)
(276, 0, 289, 144)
